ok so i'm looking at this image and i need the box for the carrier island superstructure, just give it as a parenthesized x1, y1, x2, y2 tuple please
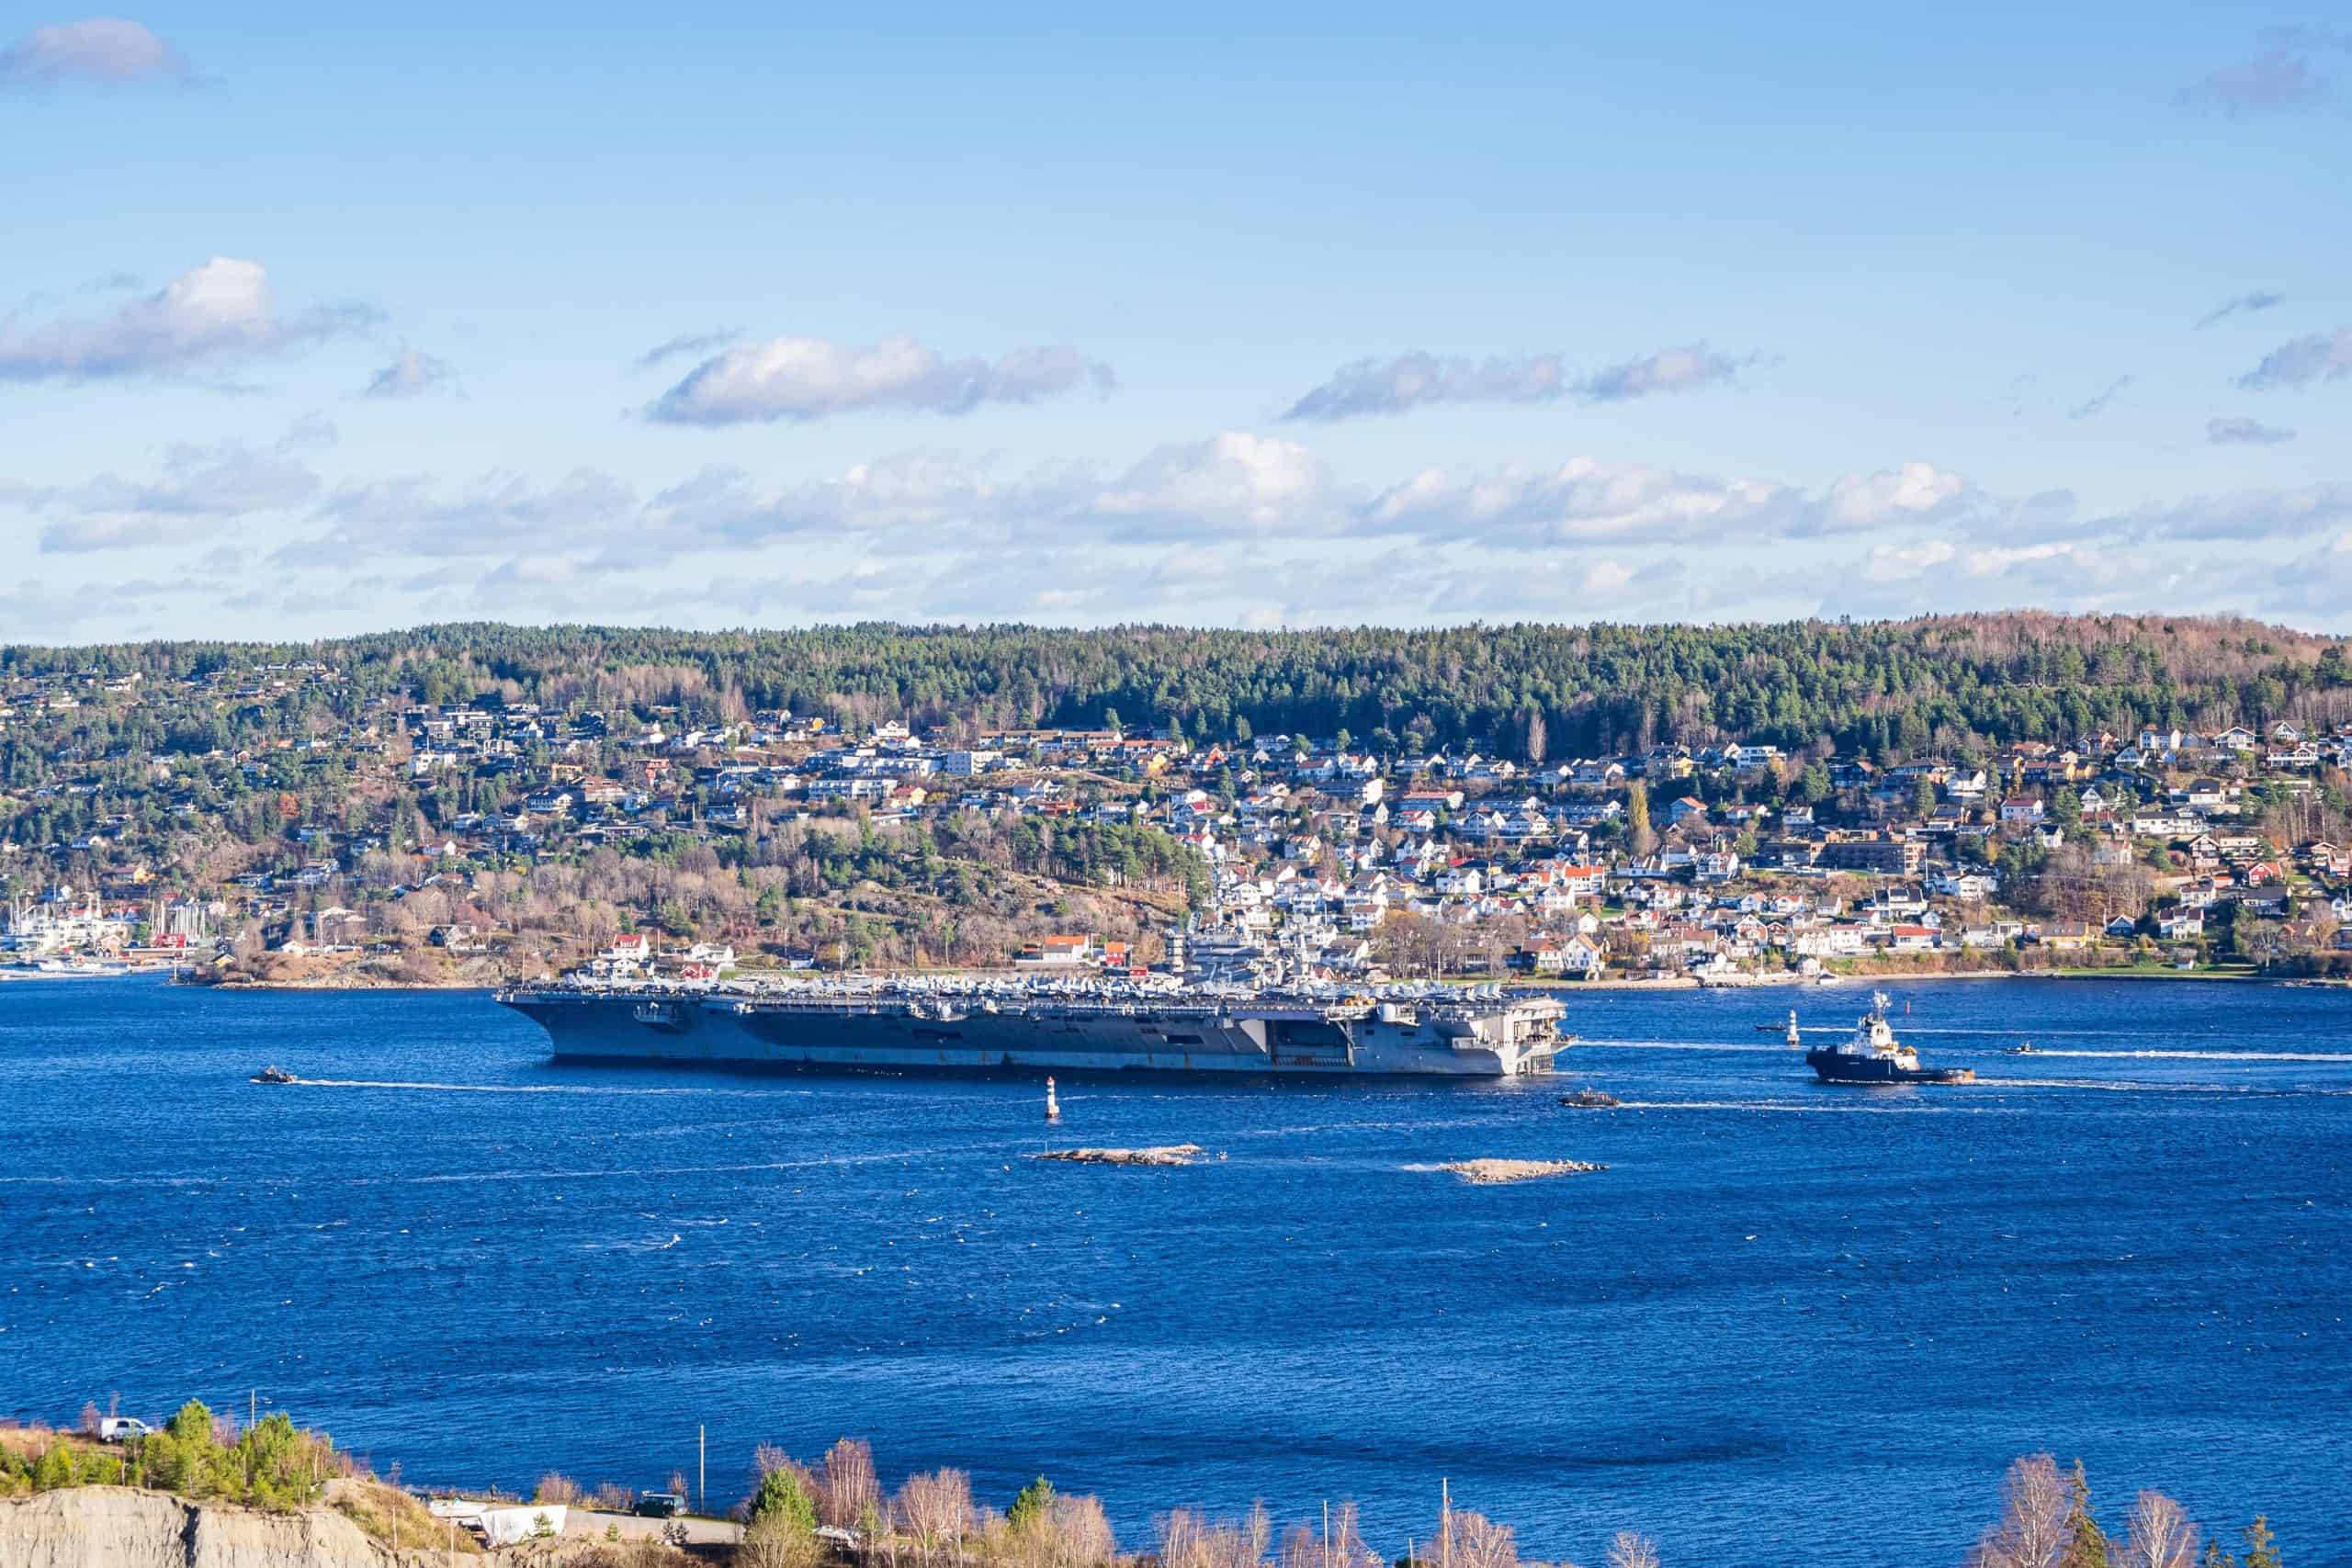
(495, 976, 1568, 1078)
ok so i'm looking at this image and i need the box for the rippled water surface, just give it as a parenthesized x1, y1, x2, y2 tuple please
(5, 977, 2347, 1565)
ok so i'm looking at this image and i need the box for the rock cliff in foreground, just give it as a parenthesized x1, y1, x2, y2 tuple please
(0, 1487, 397, 1568)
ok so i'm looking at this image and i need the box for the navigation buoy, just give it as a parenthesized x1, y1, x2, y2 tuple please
(1045, 1077, 1061, 1123)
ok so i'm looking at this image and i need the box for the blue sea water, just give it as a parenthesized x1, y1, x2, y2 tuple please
(2, 977, 2347, 1565)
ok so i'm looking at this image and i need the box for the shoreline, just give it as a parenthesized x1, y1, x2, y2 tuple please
(27, 965, 2339, 995)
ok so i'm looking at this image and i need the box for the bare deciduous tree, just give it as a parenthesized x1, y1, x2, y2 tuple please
(1049, 1494, 1118, 1567)
(1605, 1530, 1660, 1568)
(738, 1513, 825, 1568)
(817, 1437, 881, 1531)
(2121, 1492, 2199, 1568)
(1431, 1508, 1518, 1568)
(1973, 1454, 2072, 1568)
(1159, 1505, 1273, 1568)
(898, 1469, 978, 1561)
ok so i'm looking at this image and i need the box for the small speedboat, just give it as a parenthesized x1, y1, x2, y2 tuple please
(1559, 1089, 1621, 1109)
(2006, 1042, 2038, 1055)
(251, 1066, 298, 1085)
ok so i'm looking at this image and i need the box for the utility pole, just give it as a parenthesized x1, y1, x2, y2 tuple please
(698, 1425, 706, 1514)
(250, 1389, 256, 1430)
(1440, 1479, 1450, 1568)
(1323, 1500, 1330, 1568)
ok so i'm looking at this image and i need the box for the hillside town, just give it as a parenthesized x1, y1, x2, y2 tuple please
(4, 656, 2352, 985)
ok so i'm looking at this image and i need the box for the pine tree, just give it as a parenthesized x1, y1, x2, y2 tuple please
(750, 1467, 817, 1532)
(2062, 1459, 2112, 1568)
(1008, 1476, 1056, 1534)
(2242, 1517, 2280, 1568)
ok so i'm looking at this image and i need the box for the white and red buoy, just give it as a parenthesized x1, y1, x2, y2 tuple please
(1045, 1076, 1061, 1122)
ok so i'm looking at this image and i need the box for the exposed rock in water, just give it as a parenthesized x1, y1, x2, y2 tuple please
(1035, 1145, 1207, 1167)
(1438, 1158, 1607, 1184)
(0, 1486, 399, 1568)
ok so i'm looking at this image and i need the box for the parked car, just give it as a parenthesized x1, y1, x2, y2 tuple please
(633, 1493, 684, 1519)
(97, 1417, 157, 1442)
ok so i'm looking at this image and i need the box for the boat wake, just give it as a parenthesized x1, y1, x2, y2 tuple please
(1986, 1048, 2352, 1063)
(1611, 1099, 1992, 1113)
(1573, 1040, 1807, 1053)
(290, 1077, 801, 1097)
(1974, 1077, 2342, 1094)
(393, 1149, 956, 1185)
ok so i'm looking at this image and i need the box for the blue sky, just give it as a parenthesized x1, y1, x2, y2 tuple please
(3, 4, 2349, 638)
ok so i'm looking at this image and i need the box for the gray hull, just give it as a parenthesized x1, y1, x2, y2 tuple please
(500, 988, 1564, 1078)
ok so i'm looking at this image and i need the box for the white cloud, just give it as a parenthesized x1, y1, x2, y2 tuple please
(1283, 343, 1757, 420)
(19, 423, 2352, 635)
(314, 468, 639, 557)
(1803, 462, 1976, 535)
(1860, 540, 1957, 582)
(2177, 29, 2349, 116)
(632, 329, 741, 370)
(0, 17, 185, 85)
(1283, 353, 1569, 420)
(1576, 342, 1754, 402)
(14, 438, 322, 552)
(2236, 327, 2352, 390)
(1091, 433, 1334, 536)
(363, 350, 451, 399)
(2066, 376, 2132, 421)
(2113, 482, 2352, 541)
(2207, 416, 2296, 446)
(2195, 290, 2285, 329)
(647, 335, 1114, 425)
(1365, 457, 1973, 546)
(0, 257, 375, 382)
(315, 433, 1338, 558)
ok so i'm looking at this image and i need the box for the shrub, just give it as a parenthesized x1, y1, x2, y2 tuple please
(739, 1513, 826, 1568)
(32, 1442, 74, 1492)
(751, 1466, 818, 1533)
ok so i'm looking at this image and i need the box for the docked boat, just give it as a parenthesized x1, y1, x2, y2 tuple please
(251, 1066, 298, 1085)
(0, 956, 120, 980)
(1804, 993, 1973, 1086)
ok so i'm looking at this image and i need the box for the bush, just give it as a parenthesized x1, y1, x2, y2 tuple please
(751, 1466, 818, 1533)
(739, 1513, 826, 1568)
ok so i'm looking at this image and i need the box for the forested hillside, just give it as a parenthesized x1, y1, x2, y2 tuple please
(6, 613, 2348, 764)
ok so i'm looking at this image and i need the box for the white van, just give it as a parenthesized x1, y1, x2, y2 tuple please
(98, 1417, 156, 1442)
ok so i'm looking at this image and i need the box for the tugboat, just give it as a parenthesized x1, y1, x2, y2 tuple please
(250, 1066, 298, 1085)
(1558, 1088, 1621, 1109)
(1805, 993, 1973, 1086)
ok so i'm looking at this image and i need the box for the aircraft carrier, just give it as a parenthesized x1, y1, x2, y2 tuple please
(495, 976, 1568, 1078)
